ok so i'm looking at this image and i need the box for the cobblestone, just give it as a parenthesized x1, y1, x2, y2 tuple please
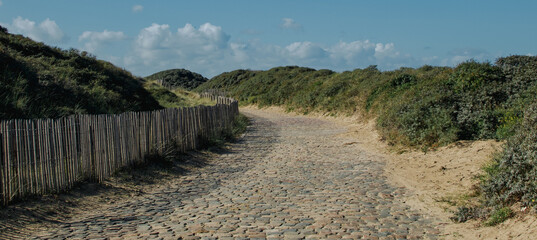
(28, 108, 440, 239)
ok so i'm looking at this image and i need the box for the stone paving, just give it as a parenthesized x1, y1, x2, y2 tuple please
(29, 108, 441, 239)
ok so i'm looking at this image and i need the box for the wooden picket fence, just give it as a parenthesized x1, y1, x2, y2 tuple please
(0, 95, 238, 206)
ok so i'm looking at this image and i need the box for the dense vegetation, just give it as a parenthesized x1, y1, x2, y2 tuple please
(145, 69, 208, 90)
(0, 26, 213, 119)
(0, 26, 163, 119)
(197, 56, 537, 216)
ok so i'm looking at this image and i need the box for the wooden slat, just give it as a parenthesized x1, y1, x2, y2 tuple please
(0, 92, 239, 206)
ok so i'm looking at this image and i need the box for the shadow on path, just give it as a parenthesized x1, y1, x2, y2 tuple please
(0, 111, 279, 239)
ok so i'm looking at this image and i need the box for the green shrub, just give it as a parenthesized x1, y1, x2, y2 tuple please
(145, 69, 208, 90)
(449, 60, 504, 92)
(484, 207, 513, 226)
(481, 102, 537, 207)
(450, 61, 507, 140)
(496, 56, 537, 97)
(451, 206, 488, 223)
(376, 76, 458, 148)
(391, 73, 417, 87)
(495, 56, 537, 139)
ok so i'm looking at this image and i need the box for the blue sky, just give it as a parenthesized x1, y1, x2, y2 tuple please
(1, 0, 536, 78)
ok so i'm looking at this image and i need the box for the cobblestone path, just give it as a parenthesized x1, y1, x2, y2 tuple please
(30, 109, 441, 239)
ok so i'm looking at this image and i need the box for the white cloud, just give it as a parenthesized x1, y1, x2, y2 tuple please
(285, 42, 326, 59)
(374, 43, 396, 58)
(281, 18, 302, 31)
(122, 22, 416, 77)
(3, 17, 66, 43)
(127, 22, 233, 75)
(78, 30, 126, 53)
(132, 5, 143, 13)
(0, 1, 3, 7)
(329, 40, 377, 65)
(178, 23, 230, 49)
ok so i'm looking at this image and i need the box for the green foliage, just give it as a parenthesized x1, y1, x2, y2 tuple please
(145, 69, 208, 90)
(231, 114, 250, 138)
(484, 207, 513, 226)
(481, 102, 537, 207)
(147, 87, 182, 108)
(450, 61, 506, 140)
(0, 30, 162, 119)
(198, 58, 537, 149)
(374, 68, 459, 147)
(495, 56, 537, 139)
(391, 73, 417, 87)
(451, 206, 488, 223)
(451, 205, 513, 226)
(449, 60, 504, 92)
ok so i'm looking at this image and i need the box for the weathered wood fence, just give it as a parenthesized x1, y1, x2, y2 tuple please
(200, 89, 230, 98)
(155, 79, 175, 90)
(0, 95, 238, 206)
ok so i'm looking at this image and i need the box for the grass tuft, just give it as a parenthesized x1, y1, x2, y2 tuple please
(484, 207, 513, 226)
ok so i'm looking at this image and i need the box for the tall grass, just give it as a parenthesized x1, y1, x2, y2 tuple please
(144, 80, 215, 108)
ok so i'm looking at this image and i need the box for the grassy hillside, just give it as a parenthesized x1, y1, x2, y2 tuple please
(197, 56, 537, 213)
(0, 26, 163, 119)
(143, 80, 214, 108)
(145, 69, 208, 90)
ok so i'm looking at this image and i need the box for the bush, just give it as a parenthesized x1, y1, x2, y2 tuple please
(145, 69, 208, 90)
(495, 56, 537, 139)
(391, 73, 417, 87)
(449, 60, 504, 92)
(481, 102, 537, 207)
(378, 99, 458, 148)
(374, 69, 459, 147)
(451, 206, 489, 223)
(450, 61, 506, 140)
